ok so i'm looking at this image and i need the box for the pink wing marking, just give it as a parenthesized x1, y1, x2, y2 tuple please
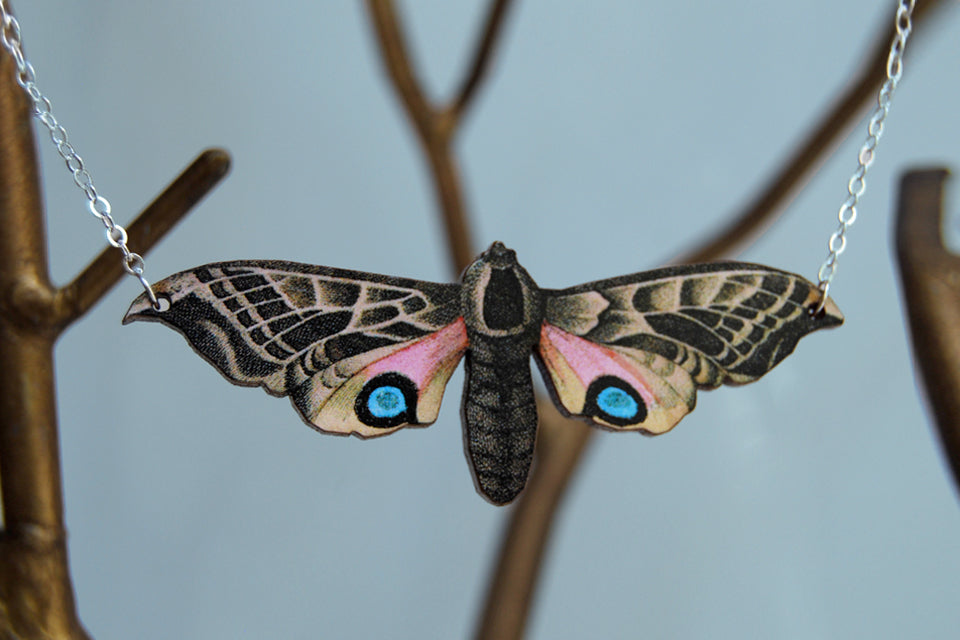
(312, 319, 469, 437)
(538, 323, 693, 434)
(364, 319, 467, 388)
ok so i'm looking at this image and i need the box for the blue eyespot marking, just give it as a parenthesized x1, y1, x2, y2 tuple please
(596, 386, 639, 419)
(367, 386, 407, 418)
(356, 373, 418, 428)
(584, 376, 647, 426)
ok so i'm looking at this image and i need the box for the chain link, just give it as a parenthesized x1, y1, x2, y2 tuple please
(0, 1, 159, 309)
(815, 0, 914, 312)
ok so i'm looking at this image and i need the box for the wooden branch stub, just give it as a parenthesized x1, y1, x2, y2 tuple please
(59, 148, 231, 326)
(894, 169, 960, 495)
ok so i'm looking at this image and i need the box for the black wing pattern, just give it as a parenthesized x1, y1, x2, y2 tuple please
(543, 262, 843, 389)
(124, 260, 463, 434)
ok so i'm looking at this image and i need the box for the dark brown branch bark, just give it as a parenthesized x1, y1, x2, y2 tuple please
(449, 0, 514, 125)
(59, 148, 230, 324)
(365, 0, 435, 142)
(0, 11, 231, 634)
(0, 33, 87, 640)
(894, 169, 960, 495)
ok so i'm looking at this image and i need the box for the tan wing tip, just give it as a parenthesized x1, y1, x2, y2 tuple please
(811, 292, 844, 328)
(122, 290, 163, 325)
(122, 272, 185, 324)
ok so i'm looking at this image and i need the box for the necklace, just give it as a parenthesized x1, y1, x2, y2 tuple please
(0, 1, 915, 505)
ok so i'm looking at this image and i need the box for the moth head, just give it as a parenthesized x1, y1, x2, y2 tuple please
(480, 240, 518, 267)
(461, 242, 542, 336)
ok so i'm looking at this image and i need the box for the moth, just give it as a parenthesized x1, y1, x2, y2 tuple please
(125, 242, 843, 504)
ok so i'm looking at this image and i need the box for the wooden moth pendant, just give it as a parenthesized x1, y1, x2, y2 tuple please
(124, 242, 843, 504)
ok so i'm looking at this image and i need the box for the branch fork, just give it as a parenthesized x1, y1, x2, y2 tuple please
(0, 24, 231, 635)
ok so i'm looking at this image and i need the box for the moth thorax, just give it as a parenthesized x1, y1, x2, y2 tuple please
(461, 242, 543, 339)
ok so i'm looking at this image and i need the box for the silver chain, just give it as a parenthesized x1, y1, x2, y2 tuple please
(0, 1, 158, 309)
(0, 0, 915, 315)
(815, 0, 914, 312)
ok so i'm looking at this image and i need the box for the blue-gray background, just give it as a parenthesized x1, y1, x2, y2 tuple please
(12, 1, 960, 638)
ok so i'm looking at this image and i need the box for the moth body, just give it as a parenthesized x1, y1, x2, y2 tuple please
(460, 241, 544, 504)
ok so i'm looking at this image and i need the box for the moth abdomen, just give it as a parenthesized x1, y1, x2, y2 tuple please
(458, 241, 542, 504)
(462, 353, 538, 505)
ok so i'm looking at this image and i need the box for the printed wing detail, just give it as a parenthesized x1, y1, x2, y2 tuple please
(123, 260, 466, 437)
(539, 262, 843, 434)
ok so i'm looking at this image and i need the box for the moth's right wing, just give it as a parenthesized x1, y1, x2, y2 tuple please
(538, 262, 843, 434)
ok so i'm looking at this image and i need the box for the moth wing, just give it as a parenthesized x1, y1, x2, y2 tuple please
(294, 319, 467, 437)
(537, 323, 696, 434)
(539, 262, 843, 433)
(124, 260, 467, 437)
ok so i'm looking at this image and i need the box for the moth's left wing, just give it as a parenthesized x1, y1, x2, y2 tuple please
(537, 262, 843, 434)
(124, 260, 467, 437)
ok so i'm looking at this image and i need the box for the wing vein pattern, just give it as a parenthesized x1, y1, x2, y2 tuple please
(544, 262, 842, 389)
(124, 261, 463, 420)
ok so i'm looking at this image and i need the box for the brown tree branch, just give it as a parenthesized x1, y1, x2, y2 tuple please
(894, 169, 960, 495)
(677, 0, 944, 265)
(365, 0, 434, 143)
(58, 148, 231, 325)
(449, 0, 514, 126)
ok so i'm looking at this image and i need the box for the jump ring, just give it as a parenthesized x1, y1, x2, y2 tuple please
(106, 225, 128, 248)
(88, 195, 111, 219)
(123, 252, 145, 275)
